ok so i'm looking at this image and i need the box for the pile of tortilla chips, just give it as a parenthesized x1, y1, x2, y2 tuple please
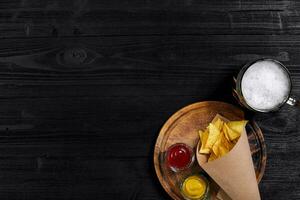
(199, 118, 248, 161)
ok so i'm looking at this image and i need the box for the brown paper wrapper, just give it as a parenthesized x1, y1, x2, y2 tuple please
(197, 115, 261, 200)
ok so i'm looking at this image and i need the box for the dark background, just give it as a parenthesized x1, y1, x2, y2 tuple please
(0, 0, 299, 199)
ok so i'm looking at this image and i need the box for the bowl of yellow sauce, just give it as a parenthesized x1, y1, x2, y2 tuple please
(180, 175, 210, 200)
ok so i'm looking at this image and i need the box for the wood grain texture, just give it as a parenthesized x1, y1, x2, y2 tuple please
(0, 0, 299, 200)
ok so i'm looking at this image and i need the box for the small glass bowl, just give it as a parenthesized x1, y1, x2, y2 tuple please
(180, 174, 210, 200)
(165, 143, 195, 172)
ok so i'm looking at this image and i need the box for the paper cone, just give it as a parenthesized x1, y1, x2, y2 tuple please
(197, 115, 261, 200)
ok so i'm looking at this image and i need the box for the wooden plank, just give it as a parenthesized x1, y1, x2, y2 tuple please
(0, 35, 300, 85)
(0, 1, 300, 37)
(0, 10, 284, 37)
(0, 0, 294, 12)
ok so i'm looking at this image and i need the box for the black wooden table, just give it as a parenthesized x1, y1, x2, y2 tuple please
(0, 1, 299, 199)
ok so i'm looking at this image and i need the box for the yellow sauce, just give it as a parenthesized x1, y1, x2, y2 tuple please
(181, 175, 207, 199)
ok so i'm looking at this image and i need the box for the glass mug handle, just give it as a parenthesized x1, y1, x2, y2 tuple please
(286, 96, 300, 107)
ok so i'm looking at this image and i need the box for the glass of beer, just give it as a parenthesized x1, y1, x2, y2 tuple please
(234, 58, 299, 112)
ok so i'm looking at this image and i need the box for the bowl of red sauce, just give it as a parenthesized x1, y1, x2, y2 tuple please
(166, 143, 194, 172)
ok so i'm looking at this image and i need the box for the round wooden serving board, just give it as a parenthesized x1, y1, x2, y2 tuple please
(154, 101, 267, 200)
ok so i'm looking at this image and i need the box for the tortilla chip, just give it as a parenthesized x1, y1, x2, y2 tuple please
(199, 129, 210, 154)
(198, 116, 248, 162)
(205, 123, 221, 150)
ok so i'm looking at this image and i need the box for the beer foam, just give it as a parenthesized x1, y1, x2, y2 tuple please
(241, 60, 291, 111)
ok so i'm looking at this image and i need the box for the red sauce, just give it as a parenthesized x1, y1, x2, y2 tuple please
(166, 143, 193, 171)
